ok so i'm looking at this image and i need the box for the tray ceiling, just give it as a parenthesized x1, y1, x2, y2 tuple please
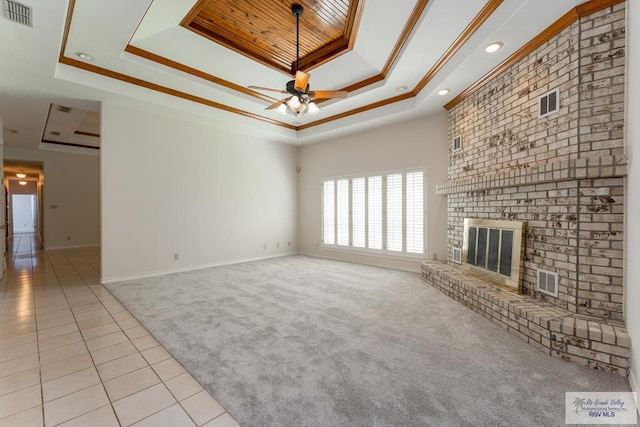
(182, 0, 362, 74)
(0, 0, 620, 149)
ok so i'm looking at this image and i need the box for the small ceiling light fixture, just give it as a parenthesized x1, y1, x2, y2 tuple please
(18, 181, 27, 186)
(437, 88, 451, 96)
(16, 172, 26, 178)
(484, 42, 503, 53)
(396, 86, 408, 92)
(76, 52, 93, 61)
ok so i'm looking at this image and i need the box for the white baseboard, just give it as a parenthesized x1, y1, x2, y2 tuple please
(101, 251, 297, 284)
(299, 249, 423, 273)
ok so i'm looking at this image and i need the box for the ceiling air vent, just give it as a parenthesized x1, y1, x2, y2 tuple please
(5, 0, 32, 27)
(537, 269, 558, 297)
(49, 131, 61, 136)
(57, 105, 72, 113)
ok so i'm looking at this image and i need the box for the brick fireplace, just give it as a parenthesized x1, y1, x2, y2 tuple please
(421, 1, 630, 375)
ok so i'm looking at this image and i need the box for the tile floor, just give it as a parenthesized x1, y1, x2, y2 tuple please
(0, 234, 241, 427)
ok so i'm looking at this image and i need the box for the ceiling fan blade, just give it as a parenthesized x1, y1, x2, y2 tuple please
(294, 71, 310, 92)
(266, 98, 287, 110)
(248, 86, 288, 94)
(309, 90, 348, 100)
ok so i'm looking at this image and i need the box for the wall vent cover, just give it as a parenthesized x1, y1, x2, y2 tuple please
(452, 247, 462, 264)
(57, 105, 72, 113)
(538, 88, 559, 118)
(453, 135, 462, 152)
(537, 268, 558, 297)
(5, 0, 32, 27)
(49, 131, 61, 136)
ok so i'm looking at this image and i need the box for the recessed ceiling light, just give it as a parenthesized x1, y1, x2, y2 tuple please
(437, 89, 451, 96)
(76, 52, 93, 61)
(396, 86, 408, 92)
(18, 181, 27, 186)
(484, 42, 503, 53)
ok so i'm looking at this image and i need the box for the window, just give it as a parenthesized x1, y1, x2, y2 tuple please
(352, 178, 366, 248)
(368, 176, 383, 250)
(322, 169, 425, 256)
(405, 171, 424, 254)
(336, 179, 349, 246)
(322, 181, 335, 245)
(386, 174, 403, 252)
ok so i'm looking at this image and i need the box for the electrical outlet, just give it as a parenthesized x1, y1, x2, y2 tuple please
(67, 236, 71, 241)
(277, 242, 280, 248)
(263, 243, 267, 249)
(288, 241, 291, 246)
(174, 253, 179, 260)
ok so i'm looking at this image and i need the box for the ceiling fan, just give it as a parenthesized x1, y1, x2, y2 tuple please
(248, 4, 348, 116)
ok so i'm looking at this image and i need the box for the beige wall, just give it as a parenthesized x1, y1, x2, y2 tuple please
(297, 113, 449, 271)
(101, 101, 298, 282)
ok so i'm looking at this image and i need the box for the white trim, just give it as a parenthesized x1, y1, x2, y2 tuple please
(101, 251, 297, 284)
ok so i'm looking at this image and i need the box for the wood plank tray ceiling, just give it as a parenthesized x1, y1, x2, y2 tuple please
(181, 0, 363, 75)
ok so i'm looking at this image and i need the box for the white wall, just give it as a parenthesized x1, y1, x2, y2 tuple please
(101, 101, 298, 282)
(4, 146, 100, 249)
(297, 113, 449, 271)
(624, 0, 640, 401)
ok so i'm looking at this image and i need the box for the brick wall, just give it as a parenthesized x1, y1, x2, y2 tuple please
(443, 3, 626, 320)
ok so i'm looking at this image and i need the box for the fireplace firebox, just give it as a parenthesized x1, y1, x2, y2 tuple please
(461, 218, 525, 293)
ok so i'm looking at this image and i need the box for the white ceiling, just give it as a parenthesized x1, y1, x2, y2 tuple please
(0, 0, 588, 150)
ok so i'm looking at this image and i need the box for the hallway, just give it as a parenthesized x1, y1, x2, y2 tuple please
(0, 234, 238, 426)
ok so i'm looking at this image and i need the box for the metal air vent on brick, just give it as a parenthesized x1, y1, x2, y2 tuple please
(5, 0, 32, 27)
(537, 269, 558, 297)
(452, 247, 461, 264)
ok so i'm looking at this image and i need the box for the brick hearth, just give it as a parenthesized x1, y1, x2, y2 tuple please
(421, 262, 629, 375)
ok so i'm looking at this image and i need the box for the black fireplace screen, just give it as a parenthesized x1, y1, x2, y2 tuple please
(466, 226, 513, 277)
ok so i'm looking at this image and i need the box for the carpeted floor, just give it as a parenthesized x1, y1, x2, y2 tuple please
(105, 255, 631, 427)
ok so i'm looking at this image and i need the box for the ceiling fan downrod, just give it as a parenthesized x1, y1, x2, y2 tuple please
(292, 4, 303, 74)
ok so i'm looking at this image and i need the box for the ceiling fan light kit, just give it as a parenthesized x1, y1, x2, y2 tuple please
(248, 4, 348, 119)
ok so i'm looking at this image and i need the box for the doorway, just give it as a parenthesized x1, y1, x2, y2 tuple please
(12, 194, 36, 234)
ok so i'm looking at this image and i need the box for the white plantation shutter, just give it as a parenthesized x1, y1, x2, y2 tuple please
(352, 177, 366, 248)
(386, 173, 403, 252)
(322, 180, 335, 245)
(322, 169, 425, 255)
(336, 179, 350, 246)
(406, 171, 424, 254)
(367, 176, 383, 249)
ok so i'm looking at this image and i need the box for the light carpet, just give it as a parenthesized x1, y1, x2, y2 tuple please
(106, 255, 631, 426)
